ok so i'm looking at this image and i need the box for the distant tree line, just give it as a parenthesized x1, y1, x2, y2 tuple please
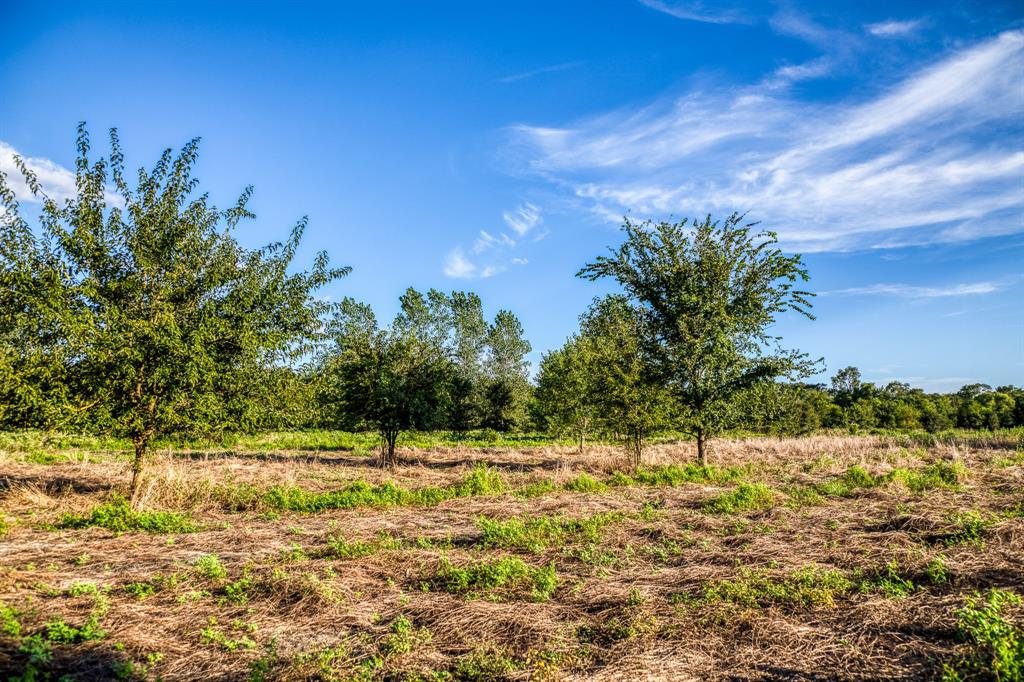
(2, 127, 1019, 491)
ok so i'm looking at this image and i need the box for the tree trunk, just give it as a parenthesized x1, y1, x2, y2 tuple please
(696, 429, 706, 466)
(578, 431, 585, 454)
(381, 430, 399, 469)
(129, 438, 147, 503)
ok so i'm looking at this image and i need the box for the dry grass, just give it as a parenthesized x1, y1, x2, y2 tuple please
(0, 434, 1021, 680)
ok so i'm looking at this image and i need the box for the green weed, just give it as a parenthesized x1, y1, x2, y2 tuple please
(477, 512, 623, 552)
(702, 566, 853, 609)
(433, 556, 558, 601)
(58, 495, 198, 534)
(702, 483, 776, 514)
(943, 589, 1023, 681)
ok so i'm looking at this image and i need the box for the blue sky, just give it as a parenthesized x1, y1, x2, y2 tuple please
(2, 0, 1022, 390)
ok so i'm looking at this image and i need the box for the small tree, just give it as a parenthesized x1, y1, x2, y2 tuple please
(579, 214, 816, 464)
(482, 310, 532, 431)
(0, 125, 347, 495)
(322, 298, 450, 467)
(579, 296, 669, 467)
(534, 338, 600, 451)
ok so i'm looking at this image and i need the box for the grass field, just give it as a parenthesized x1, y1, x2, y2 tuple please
(0, 432, 1021, 680)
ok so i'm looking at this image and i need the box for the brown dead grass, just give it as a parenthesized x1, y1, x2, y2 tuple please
(0, 435, 1021, 680)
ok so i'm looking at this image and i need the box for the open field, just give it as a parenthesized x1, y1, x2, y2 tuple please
(1, 433, 1021, 680)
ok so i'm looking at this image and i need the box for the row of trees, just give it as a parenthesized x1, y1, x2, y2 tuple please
(2, 127, 1020, 493)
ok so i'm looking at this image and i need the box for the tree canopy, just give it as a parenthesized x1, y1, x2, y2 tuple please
(0, 124, 348, 493)
(578, 214, 818, 463)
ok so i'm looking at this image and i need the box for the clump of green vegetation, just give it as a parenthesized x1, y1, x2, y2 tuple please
(193, 554, 228, 580)
(943, 589, 1023, 681)
(577, 612, 659, 646)
(433, 556, 557, 601)
(1, 603, 22, 638)
(611, 463, 746, 488)
(380, 615, 432, 656)
(866, 560, 917, 598)
(477, 512, 623, 552)
(562, 473, 607, 493)
(702, 483, 776, 514)
(225, 463, 506, 514)
(515, 479, 559, 498)
(926, 556, 950, 585)
(199, 617, 257, 651)
(702, 567, 853, 609)
(58, 495, 198, 534)
(943, 511, 992, 547)
(452, 647, 521, 680)
(798, 461, 966, 504)
(321, 531, 401, 559)
(887, 460, 966, 492)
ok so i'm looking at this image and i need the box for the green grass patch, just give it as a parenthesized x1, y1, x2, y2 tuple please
(220, 463, 506, 514)
(432, 556, 557, 601)
(702, 483, 776, 514)
(611, 463, 746, 487)
(58, 495, 198, 534)
(477, 512, 624, 552)
(701, 566, 854, 609)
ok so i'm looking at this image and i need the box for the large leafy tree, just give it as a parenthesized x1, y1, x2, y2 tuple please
(579, 214, 817, 464)
(0, 125, 348, 494)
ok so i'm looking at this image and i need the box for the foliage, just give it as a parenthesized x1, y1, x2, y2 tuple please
(58, 494, 198, 533)
(944, 589, 1023, 681)
(578, 214, 818, 464)
(0, 125, 347, 493)
(579, 295, 672, 466)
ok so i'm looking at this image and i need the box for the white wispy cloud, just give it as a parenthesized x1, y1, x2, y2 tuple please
(443, 248, 477, 278)
(638, 0, 751, 25)
(822, 282, 1003, 298)
(510, 31, 1024, 252)
(0, 141, 79, 205)
(502, 202, 543, 236)
(444, 203, 544, 278)
(866, 19, 924, 38)
(498, 61, 584, 84)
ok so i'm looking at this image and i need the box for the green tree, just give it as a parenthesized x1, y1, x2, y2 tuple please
(482, 310, 532, 431)
(322, 297, 450, 467)
(0, 125, 347, 495)
(578, 214, 817, 464)
(579, 296, 670, 467)
(534, 337, 600, 451)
